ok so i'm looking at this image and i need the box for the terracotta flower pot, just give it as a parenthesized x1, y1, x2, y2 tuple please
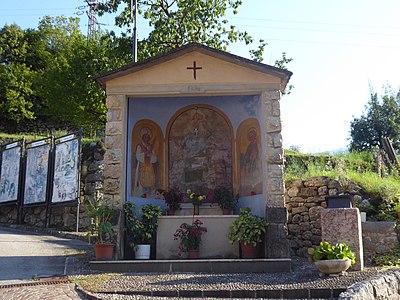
(95, 243, 114, 259)
(167, 209, 176, 216)
(187, 249, 200, 259)
(241, 242, 260, 258)
(222, 208, 231, 215)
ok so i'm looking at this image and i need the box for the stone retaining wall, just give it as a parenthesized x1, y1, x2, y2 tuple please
(362, 221, 398, 264)
(0, 141, 105, 231)
(339, 271, 400, 299)
(286, 176, 399, 261)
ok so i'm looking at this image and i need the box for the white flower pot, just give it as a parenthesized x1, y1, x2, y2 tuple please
(314, 259, 351, 275)
(136, 244, 151, 260)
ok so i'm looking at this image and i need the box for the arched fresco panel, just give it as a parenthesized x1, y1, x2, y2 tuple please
(237, 118, 262, 196)
(131, 120, 164, 197)
(167, 105, 233, 198)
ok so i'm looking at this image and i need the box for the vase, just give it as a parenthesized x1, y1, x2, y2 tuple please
(240, 242, 261, 259)
(167, 209, 176, 216)
(187, 249, 200, 259)
(314, 259, 351, 275)
(193, 205, 200, 215)
(135, 244, 151, 260)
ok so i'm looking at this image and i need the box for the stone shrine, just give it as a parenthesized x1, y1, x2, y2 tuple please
(95, 43, 292, 259)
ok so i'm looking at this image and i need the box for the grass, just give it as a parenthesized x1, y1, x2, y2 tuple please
(0, 132, 100, 145)
(284, 149, 400, 221)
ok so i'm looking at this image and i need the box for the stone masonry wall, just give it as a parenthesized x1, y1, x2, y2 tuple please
(0, 141, 105, 231)
(286, 176, 399, 261)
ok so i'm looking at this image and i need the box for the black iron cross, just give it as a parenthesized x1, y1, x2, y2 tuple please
(186, 61, 202, 80)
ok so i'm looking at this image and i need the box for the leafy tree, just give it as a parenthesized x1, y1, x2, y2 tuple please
(0, 17, 132, 133)
(349, 87, 400, 151)
(94, 0, 292, 66)
(0, 24, 36, 123)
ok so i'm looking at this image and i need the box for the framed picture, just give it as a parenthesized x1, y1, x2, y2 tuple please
(51, 132, 81, 204)
(23, 138, 52, 206)
(0, 140, 23, 204)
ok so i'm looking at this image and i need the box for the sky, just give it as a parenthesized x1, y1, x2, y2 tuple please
(1, 0, 400, 153)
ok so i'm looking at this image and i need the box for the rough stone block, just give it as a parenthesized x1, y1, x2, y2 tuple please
(268, 164, 283, 177)
(268, 178, 284, 194)
(266, 207, 287, 223)
(105, 149, 122, 163)
(266, 223, 290, 258)
(105, 121, 123, 135)
(321, 208, 364, 271)
(106, 94, 124, 108)
(104, 163, 122, 179)
(267, 194, 285, 207)
(107, 108, 122, 122)
(266, 117, 282, 133)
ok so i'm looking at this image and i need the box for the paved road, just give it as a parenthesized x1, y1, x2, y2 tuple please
(0, 226, 91, 299)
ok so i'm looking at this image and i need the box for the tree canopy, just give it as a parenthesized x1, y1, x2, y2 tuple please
(0, 17, 131, 134)
(0, 1, 292, 135)
(349, 87, 400, 151)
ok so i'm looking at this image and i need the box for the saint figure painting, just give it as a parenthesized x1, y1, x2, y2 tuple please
(131, 120, 163, 197)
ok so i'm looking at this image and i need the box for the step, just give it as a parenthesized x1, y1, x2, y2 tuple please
(90, 258, 292, 273)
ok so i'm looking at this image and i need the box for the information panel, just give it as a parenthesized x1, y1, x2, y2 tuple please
(23, 141, 51, 205)
(51, 134, 80, 203)
(0, 143, 22, 203)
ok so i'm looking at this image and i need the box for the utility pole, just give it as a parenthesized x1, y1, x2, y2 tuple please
(86, 0, 99, 40)
(131, 0, 138, 62)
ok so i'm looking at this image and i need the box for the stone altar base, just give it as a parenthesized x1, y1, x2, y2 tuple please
(321, 208, 364, 271)
(157, 215, 239, 259)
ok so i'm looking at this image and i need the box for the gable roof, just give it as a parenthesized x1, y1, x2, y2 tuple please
(94, 42, 293, 90)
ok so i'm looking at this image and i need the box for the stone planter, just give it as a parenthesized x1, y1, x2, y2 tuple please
(314, 259, 351, 275)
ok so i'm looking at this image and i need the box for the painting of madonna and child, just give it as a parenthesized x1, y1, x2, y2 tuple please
(128, 95, 264, 211)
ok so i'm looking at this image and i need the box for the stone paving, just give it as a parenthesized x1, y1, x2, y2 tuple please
(0, 282, 83, 300)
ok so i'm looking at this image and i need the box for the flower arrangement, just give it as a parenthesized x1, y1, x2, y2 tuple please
(163, 188, 182, 211)
(213, 186, 238, 211)
(187, 189, 206, 206)
(173, 219, 207, 256)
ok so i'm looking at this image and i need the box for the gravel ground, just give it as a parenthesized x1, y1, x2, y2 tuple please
(69, 257, 394, 300)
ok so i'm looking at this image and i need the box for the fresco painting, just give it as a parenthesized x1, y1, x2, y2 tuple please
(237, 118, 263, 196)
(24, 144, 50, 205)
(0, 146, 21, 203)
(131, 120, 164, 197)
(52, 139, 79, 203)
(168, 105, 233, 195)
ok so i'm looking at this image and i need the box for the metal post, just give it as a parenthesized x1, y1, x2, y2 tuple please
(131, 0, 138, 62)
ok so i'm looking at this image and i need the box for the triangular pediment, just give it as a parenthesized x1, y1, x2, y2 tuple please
(95, 43, 292, 92)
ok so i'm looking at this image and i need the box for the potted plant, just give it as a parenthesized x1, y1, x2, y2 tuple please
(395, 202, 400, 219)
(227, 207, 268, 258)
(87, 198, 116, 259)
(173, 219, 207, 258)
(187, 189, 206, 215)
(163, 188, 182, 215)
(124, 202, 161, 259)
(214, 186, 238, 215)
(308, 241, 356, 275)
